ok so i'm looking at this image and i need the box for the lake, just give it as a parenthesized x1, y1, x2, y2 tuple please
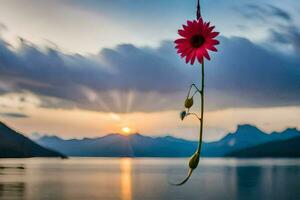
(0, 158, 299, 200)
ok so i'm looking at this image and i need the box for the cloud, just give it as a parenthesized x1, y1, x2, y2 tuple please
(240, 4, 292, 22)
(237, 3, 300, 53)
(0, 31, 299, 113)
(0, 23, 7, 32)
(270, 25, 300, 52)
(267, 5, 292, 21)
(206, 36, 300, 109)
(0, 112, 29, 118)
(0, 38, 191, 112)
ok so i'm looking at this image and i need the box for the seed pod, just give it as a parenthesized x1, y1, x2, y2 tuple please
(189, 152, 200, 169)
(184, 97, 193, 109)
(180, 111, 187, 121)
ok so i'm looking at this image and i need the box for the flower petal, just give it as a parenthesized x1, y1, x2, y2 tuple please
(181, 47, 193, 58)
(190, 50, 196, 65)
(187, 20, 193, 27)
(183, 24, 189, 31)
(206, 45, 218, 52)
(203, 49, 211, 60)
(178, 30, 189, 38)
(209, 39, 220, 45)
(185, 49, 194, 63)
(196, 49, 204, 64)
(175, 38, 187, 44)
(208, 32, 219, 38)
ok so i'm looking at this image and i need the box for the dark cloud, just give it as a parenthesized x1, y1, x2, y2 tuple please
(0, 38, 190, 112)
(238, 3, 299, 53)
(267, 5, 292, 21)
(205, 36, 300, 109)
(0, 112, 29, 118)
(270, 25, 300, 52)
(0, 32, 299, 112)
(241, 4, 291, 22)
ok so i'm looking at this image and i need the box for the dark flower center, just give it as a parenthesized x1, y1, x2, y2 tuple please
(190, 35, 205, 48)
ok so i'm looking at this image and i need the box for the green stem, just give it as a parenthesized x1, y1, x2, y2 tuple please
(197, 61, 204, 153)
(172, 61, 205, 186)
(187, 112, 201, 121)
(186, 84, 201, 99)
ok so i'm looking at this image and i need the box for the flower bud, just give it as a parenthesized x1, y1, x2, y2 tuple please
(180, 111, 187, 121)
(184, 97, 193, 109)
(189, 152, 200, 169)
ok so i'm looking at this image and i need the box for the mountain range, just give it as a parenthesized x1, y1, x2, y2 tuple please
(0, 122, 66, 158)
(36, 124, 300, 157)
(1, 120, 299, 158)
(202, 125, 300, 156)
(36, 134, 198, 157)
(227, 136, 300, 158)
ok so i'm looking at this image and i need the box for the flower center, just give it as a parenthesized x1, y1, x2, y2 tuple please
(190, 35, 205, 48)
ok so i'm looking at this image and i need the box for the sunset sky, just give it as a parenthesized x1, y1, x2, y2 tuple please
(0, 0, 299, 141)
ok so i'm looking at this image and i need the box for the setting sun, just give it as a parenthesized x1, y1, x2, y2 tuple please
(122, 127, 131, 135)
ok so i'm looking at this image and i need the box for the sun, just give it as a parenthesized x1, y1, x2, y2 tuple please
(122, 127, 131, 135)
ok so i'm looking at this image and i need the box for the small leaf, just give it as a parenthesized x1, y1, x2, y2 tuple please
(184, 97, 193, 109)
(189, 152, 200, 169)
(180, 111, 187, 121)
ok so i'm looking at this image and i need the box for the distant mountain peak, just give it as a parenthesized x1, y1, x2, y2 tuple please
(233, 124, 266, 139)
(285, 127, 299, 132)
(236, 124, 261, 132)
(40, 135, 62, 141)
(0, 122, 66, 158)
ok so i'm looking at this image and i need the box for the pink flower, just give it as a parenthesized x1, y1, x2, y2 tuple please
(175, 18, 219, 65)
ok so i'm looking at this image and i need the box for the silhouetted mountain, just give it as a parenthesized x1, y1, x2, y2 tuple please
(37, 124, 300, 157)
(0, 122, 66, 158)
(37, 133, 198, 157)
(226, 136, 300, 158)
(201, 124, 300, 156)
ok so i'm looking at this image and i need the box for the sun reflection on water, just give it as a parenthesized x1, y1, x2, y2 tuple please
(120, 158, 132, 200)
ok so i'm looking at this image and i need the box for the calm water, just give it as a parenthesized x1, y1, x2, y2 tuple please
(0, 158, 300, 200)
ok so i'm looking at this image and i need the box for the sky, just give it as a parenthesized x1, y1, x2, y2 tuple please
(0, 0, 299, 141)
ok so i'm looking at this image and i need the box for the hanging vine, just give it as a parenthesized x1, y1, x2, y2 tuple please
(173, 0, 220, 185)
